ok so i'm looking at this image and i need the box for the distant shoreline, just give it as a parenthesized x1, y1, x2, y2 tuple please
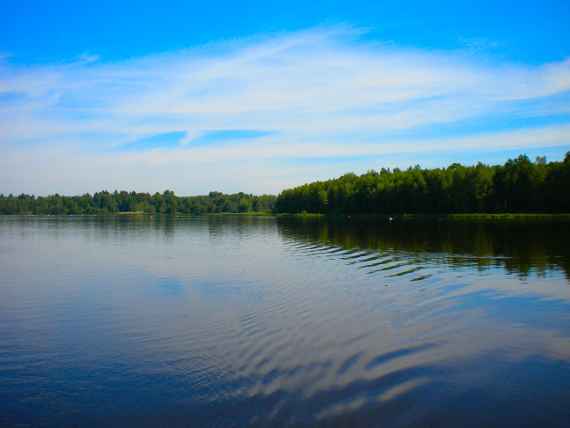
(3, 212, 570, 223)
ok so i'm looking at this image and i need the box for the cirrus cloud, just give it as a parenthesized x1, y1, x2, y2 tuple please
(1, 26, 570, 195)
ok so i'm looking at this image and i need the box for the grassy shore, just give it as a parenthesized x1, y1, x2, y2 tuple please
(7, 212, 569, 222)
(115, 211, 146, 215)
(133, 211, 570, 221)
(97, 211, 275, 217)
(275, 212, 325, 219)
(206, 211, 274, 217)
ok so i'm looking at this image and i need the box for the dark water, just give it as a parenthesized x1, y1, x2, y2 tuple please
(1, 216, 570, 427)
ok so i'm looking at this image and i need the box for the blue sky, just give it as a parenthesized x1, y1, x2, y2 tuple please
(1, 1, 570, 195)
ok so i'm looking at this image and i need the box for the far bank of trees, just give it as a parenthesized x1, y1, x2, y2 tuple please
(2, 153, 570, 216)
(274, 153, 570, 214)
(0, 191, 276, 215)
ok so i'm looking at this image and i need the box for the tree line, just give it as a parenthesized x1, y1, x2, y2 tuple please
(2, 152, 569, 216)
(0, 190, 276, 215)
(274, 153, 570, 214)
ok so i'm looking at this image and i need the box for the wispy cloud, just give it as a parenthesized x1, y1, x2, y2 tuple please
(77, 52, 100, 64)
(1, 26, 570, 194)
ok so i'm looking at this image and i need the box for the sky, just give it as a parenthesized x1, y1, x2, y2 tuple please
(1, 0, 570, 195)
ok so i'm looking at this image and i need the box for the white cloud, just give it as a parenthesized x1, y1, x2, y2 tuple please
(0, 27, 569, 194)
(78, 53, 100, 64)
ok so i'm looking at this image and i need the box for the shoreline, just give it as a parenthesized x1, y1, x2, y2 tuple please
(3, 212, 570, 222)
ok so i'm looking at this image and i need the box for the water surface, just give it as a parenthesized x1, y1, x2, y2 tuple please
(1, 216, 570, 427)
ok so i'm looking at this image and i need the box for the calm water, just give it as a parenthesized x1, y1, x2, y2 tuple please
(1, 216, 570, 427)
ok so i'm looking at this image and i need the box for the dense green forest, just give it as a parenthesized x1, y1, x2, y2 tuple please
(274, 153, 570, 214)
(0, 191, 276, 215)
(2, 153, 570, 216)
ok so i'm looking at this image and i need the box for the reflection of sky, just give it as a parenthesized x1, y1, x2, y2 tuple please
(1, 216, 570, 425)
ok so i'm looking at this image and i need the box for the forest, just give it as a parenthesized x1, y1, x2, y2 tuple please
(274, 153, 570, 214)
(0, 191, 276, 215)
(1, 153, 570, 216)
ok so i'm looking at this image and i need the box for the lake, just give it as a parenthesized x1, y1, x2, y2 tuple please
(1, 215, 570, 427)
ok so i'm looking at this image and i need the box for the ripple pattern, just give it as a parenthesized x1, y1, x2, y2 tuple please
(1, 216, 570, 427)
